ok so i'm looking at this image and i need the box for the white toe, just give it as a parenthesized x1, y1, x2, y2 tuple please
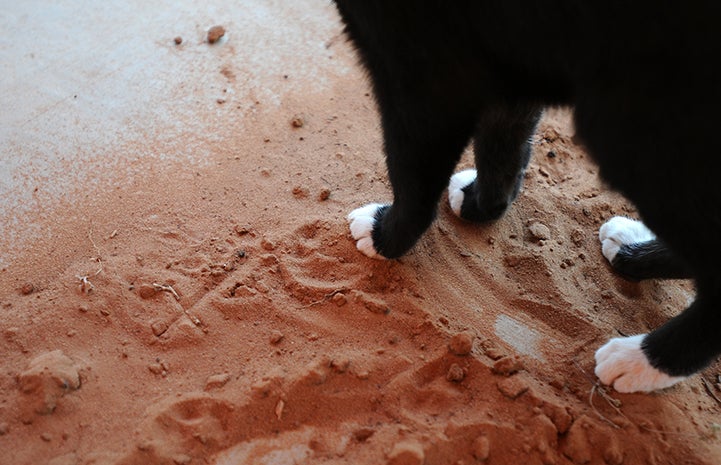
(347, 203, 387, 259)
(594, 334, 685, 393)
(448, 169, 477, 217)
(598, 217, 655, 263)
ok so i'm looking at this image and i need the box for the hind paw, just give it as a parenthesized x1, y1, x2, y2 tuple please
(347, 203, 388, 259)
(595, 335, 685, 393)
(448, 169, 477, 217)
(599, 217, 655, 263)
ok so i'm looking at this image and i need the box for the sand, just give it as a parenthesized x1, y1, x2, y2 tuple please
(1, 1, 720, 464)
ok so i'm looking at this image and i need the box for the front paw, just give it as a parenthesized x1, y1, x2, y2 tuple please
(594, 335, 685, 393)
(599, 217, 655, 263)
(347, 203, 389, 259)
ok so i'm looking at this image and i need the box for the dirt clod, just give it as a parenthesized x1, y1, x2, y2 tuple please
(150, 320, 169, 337)
(18, 350, 80, 415)
(446, 363, 466, 382)
(563, 416, 593, 464)
(448, 331, 474, 355)
(497, 375, 529, 399)
(491, 356, 524, 376)
(529, 222, 551, 241)
(137, 284, 158, 299)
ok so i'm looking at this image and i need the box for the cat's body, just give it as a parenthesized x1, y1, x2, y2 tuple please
(335, 1, 721, 392)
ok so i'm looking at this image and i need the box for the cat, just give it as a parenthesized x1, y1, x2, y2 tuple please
(334, 0, 721, 393)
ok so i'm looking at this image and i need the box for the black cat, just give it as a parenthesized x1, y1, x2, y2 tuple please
(335, 1, 721, 393)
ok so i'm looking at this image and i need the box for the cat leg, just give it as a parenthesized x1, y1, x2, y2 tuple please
(576, 94, 721, 392)
(348, 89, 477, 259)
(599, 217, 694, 280)
(449, 104, 542, 222)
(596, 286, 721, 392)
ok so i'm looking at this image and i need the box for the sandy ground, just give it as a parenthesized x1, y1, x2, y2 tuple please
(2, 2, 721, 464)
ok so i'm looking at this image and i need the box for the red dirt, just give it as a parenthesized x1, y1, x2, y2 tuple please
(1, 6, 720, 465)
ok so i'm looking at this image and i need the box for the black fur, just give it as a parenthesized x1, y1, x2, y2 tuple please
(334, 1, 721, 385)
(611, 239, 694, 281)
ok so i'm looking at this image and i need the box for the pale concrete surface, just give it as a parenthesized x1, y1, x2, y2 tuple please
(0, 0, 349, 266)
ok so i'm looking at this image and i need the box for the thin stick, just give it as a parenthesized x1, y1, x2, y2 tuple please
(153, 283, 180, 301)
(152, 283, 202, 326)
(701, 377, 721, 406)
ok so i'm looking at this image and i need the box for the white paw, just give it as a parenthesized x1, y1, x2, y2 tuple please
(598, 217, 655, 263)
(347, 203, 387, 259)
(595, 335, 686, 393)
(448, 169, 477, 217)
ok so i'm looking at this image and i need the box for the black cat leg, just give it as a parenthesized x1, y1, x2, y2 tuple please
(596, 284, 721, 392)
(578, 90, 721, 392)
(348, 97, 477, 259)
(599, 217, 694, 280)
(449, 104, 542, 222)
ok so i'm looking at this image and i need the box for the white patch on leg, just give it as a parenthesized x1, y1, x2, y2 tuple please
(594, 334, 686, 393)
(347, 203, 387, 259)
(448, 169, 477, 217)
(598, 217, 656, 263)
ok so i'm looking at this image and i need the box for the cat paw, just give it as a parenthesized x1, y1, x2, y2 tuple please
(595, 335, 685, 393)
(448, 169, 477, 217)
(599, 217, 655, 263)
(347, 203, 388, 259)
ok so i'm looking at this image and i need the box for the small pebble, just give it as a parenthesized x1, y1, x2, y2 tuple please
(290, 116, 304, 128)
(207, 25, 225, 44)
(20, 283, 34, 295)
(353, 427, 375, 442)
(473, 436, 490, 461)
(41, 432, 52, 442)
(319, 188, 331, 201)
(205, 373, 231, 390)
(270, 330, 284, 344)
(173, 454, 192, 465)
(332, 292, 347, 307)
(173, 36, 182, 45)
(148, 363, 163, 375)
(0, 422, 9, 435)
(388, 441, 425, 465)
